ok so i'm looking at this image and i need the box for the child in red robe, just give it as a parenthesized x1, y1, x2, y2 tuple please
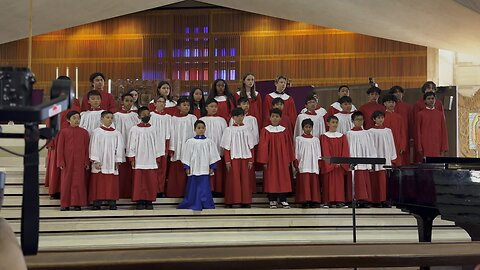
(56, 111, 90, 211)
(150, 96, 172, 196)
(263, 97, 294, 136)
(127, 107, 163, 210)
(346, 112, 375, 207)
(320, 115, 350, 208)
(368, 111, 397, 207)
(189, 87, 206, 118)
(234, 73, 263, 131)
(258, 108, 296, 209)
(220, 107, 256, 208)
(389, 86, 413, 165)
(294, 118, 322, 208)
(382, 94, 407, 166)
(294, 95, 326, 139)
(206, 79, 236, 122)
(113, 93, 139, 198)
(80, 72, 115, 112)
(45, 76, 81, 198)
(263, 75, 297, 125)
(167, 97, 197, 197)
(416, 92, 449, 158)
(359, 86, 384, 130)
(148, 81, 178, 116)
(200, 99, 228, 195)
(89, 111, 124, 210)
(325, 85, 357, 120)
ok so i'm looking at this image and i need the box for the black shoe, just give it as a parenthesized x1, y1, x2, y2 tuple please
(241, 204, 251, 208)
(309, 203, 319, 208)
(60, 207, 69, 211)
(145, 201, 154, 210)
(90, 201, 102, 210)
(50, 193, 60, 200)
(109, 201, 117, 210)
(381, 202, 392, 208)
(136, 202, 146, 210)
(73, 206, 81, 211)
(156, 193, 165, 198)
(336, 203, 348, 208)
(302, 203, 310, 208)
(224, 204, 233, 208)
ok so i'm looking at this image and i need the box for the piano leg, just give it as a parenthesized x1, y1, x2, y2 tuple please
(455, 222, 480, 241)
(409, 207, 439, 242)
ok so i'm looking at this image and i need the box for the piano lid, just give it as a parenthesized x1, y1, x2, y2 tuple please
(424, 157, 480, 170)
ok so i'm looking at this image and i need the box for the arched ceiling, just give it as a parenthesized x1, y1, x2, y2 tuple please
(1, 0, 480, 55)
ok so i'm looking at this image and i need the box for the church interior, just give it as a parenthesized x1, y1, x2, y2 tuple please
(1, 0, 480, 269)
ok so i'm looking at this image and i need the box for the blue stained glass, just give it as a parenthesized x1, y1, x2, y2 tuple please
(203, 27, 208, 33)
(185, 27, 190, 34)
(214, 48, 218, 56)
(214, 70, 218, 80)
(230, 69, 236, 80)
(204, 48, 209, 56)
(203, 38, 208, 42)
(194, 27, 199, 33)
(185, 48, 190, 57)
(230, 48, 236, 56)
(194, 38, 199, 42)
(193, 48, 199, 57)
(220, 69, 227, 80)
(221, 48, 226, 57)
(157, 50, 164, 58)
(186, 38, 190, 42)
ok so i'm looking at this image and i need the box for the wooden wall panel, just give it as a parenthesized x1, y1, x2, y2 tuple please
(0, 7, 427, 102)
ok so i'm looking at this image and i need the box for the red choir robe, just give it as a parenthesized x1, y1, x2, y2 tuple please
(413, 98, 444, 162)
(393, 100, 413, 165)
(150, 110, 172, 194)
(384, 111, 407, 166)
(167, 114, 197, 197)
(220, 124, 256, 205)
(346, 127, 375, 202)
(416, 108, 448, 157)
(234, 91, 263, 131)
(148, 99, 178, 116)
(200, 115, 228, 193)
(257, 125, 295, 194)
(45, 98, 80, 192)
(56, 126, 90, 208)
(320, 132, 350, 204)
(127, 123, 162, 202)
(294, 134, 322, 203)
(214, 95, 235, 123)
(263, 92, 297, 125)
(89, 126, 124, 202)
(113, 109, 140, 198)
(294, 109, 326, 138)
(81, 90, 116, 112)
(368, 126, 397, 203)
(325, 102, 357, 124)
(359, 101, 385, 130)
(192, 105, 202, 119)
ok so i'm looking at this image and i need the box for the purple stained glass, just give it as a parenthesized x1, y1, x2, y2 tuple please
(157, 49, 164, 58)
(221, 48, 226, 57)
(220, 69, 227, 80)
(214, 48, 218, 57)
(230, 48, 236, 56)
(194, 27, 199, 33)
(230, 69, 236, 80)
(185, 48, 190, 57)
(204, 27, 209, 33)
(185, 27, 190, 34)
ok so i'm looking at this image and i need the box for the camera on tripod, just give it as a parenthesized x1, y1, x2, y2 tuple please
(0, 66, 74, 255)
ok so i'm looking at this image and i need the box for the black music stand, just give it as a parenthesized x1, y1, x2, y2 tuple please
(322, 157, 386, 243)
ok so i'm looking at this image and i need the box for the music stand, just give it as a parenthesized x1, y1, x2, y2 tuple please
(322, 157, 386, 243)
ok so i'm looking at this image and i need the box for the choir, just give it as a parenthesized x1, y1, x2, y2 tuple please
(45, 72, 449, 211)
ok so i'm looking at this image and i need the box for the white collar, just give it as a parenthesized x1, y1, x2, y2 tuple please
(323, 131, 343, 138)
(265, 125, 286, 133)
(214, 95, 227, 102)
(269, 92, 290, 100)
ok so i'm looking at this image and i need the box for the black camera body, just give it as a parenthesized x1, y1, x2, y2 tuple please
(0, 67, 36, 107)
(0, 66, 73, 255)
(0, 171, 4, 210)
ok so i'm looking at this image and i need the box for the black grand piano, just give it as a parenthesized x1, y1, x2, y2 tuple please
(388, 157, 480, 242)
